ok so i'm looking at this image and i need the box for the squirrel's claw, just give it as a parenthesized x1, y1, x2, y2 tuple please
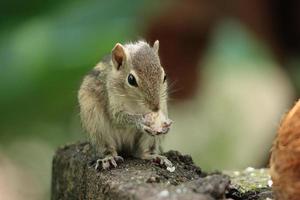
(114, 155, 124, 162)
(95, 155, 124, 170)
(142, 154, 174, 171)
(151, 155, 173, 168)
(151, 155, 175, 172)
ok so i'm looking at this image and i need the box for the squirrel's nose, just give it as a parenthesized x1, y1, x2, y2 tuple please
(151, 105, 159, 112)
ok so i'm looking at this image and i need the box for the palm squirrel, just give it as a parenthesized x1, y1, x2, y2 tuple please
(78, 40, 173, 170)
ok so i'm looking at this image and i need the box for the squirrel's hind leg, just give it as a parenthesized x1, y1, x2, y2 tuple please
(94, 144, 124, 170)
(136, 136, 174, 170)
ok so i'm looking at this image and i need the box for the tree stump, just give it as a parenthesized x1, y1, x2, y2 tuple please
(51, 142, 273, 200)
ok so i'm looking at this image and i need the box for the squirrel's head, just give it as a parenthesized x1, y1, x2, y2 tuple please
(108, 40, 167, 114)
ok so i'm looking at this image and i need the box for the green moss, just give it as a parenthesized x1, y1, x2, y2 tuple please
(225, 167, 272, 194)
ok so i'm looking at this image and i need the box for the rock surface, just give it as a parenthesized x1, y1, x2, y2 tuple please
(51, 142, 273, 200)
(225, 168, 273, 200)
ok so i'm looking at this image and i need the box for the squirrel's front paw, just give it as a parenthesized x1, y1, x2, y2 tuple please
(95, 155, 124, 170)
(140, 123, 170, 136)
(140, 123, 159, 136)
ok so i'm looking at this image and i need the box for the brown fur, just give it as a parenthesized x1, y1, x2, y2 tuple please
(270, 99, 300, 200)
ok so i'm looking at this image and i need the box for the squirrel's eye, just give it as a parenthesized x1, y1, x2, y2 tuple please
(127, 74, 138, 87)
(163, 74, 167, 83)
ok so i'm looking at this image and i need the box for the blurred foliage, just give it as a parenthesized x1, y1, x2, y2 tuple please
(0, 0, 163, 146)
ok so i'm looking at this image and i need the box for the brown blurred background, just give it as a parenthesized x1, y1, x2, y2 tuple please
(0, 0, 299, 199)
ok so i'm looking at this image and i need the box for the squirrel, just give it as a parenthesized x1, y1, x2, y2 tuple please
(78, 40, 174, 170)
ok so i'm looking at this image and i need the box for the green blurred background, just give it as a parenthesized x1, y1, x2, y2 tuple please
(0, 0, 299, 199)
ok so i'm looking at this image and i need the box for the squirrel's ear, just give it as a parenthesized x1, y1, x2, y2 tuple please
(112, 43, 126, 70)
(153, 40, 159, 54)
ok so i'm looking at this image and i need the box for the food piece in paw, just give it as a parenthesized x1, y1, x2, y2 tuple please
(143, 111, 172, 135)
